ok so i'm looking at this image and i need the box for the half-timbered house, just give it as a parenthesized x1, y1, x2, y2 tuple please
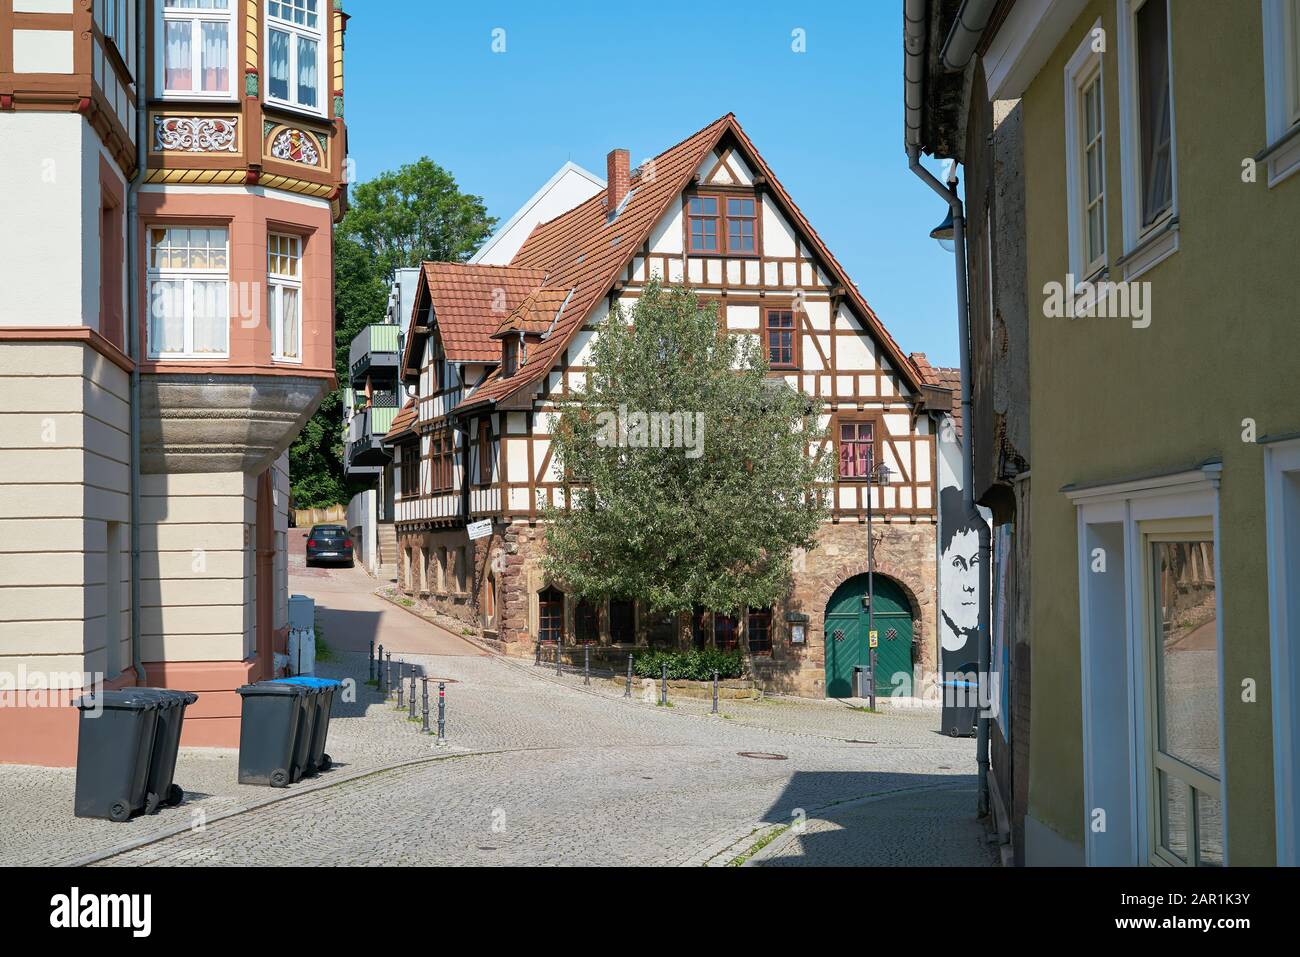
(385, 114, 954, 698)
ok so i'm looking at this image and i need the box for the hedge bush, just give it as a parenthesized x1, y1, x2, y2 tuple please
(632, 648, 746, 681)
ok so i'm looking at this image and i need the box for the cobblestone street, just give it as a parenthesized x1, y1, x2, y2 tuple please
(6, 554, 995, 868)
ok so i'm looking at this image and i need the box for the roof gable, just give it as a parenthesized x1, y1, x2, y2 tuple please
(458, 114, 922, 410)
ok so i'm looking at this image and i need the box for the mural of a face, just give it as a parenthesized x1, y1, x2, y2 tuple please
(941, 527, 981, 645)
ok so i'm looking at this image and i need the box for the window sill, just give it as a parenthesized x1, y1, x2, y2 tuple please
(1256, 122, 1300, 189)
(263, 98, 329, 122)
(1116, 217, 1179, 282)
(147, 354, 231, 361)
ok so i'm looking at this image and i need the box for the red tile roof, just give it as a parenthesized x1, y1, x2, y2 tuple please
(404, 262, 548, 370)
(454, 113, 923, 413)
(911, 352, 963, 441)
(382, 398, 419, 443)
(492, 287, 575, 339)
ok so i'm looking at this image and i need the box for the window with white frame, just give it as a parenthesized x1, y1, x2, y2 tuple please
(1261, 1, 1300, 185)
(1265, 437, 1300, 865)
(268, 233, 302, 361)
(159, 0, 234, 98)
(266, 0, 325, 114)
(1072, 466, 1224, 867)
(1119, 0, 1175, 244)
(1065, 25, 1107, 278)
(147, 227, 230, 358)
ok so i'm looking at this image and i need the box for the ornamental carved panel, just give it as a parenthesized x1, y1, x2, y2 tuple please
(268, 128, 322, 167)
(153, 116, 240, 153)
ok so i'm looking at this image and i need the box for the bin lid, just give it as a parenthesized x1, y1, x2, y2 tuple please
(272, 677, 341, 689)
(135, 687, 199, 705)
(72, 689, 163, 711)
(236, 683, 310, 697)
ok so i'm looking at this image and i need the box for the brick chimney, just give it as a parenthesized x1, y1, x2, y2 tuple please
(606, 148, 630, 215)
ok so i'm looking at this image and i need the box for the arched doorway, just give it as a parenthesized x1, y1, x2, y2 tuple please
(824, 574, 915, 699)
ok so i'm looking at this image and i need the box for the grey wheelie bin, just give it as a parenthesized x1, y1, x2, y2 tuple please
(236, 682, 311, 787)
(72, 690, 162, 821)
(135, 688, 199, 812)
(270, 677, 340, 774)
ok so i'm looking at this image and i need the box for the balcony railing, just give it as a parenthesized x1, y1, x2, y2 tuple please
(349, 323, 402, 380)
(347, 405, 398, 446)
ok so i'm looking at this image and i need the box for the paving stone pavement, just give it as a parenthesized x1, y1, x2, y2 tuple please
(4, 557, 993, 867)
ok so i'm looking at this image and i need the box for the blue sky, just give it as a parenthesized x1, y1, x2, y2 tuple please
(343, 0, 960, 366)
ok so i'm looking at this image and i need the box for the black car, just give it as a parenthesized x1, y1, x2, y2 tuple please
(304, 525, 354, 567)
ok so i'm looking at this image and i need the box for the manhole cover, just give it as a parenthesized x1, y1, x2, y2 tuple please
(738, 752, 788, 761)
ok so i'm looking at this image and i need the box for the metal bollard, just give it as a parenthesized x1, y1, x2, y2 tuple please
(556, 641, 562, 677)
(712, 670, 719, 714)
(584, 644, 590, 685)
(369, 640, 375, 682)
(409, 673, 417, 720)
(660, 661, 668, 706)
(625, 654, 633, 698)
(437, 681, 446, 743)
(421, 677, 430, 733)
(384, 651, 391, 695)
(396, 662, 404, 708)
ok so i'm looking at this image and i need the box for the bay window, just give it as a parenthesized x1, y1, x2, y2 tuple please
(159, 0, 233, 98)
(268, 233, 302, 362)
(147, 226, 229, 359)
(266, 0, 325, 114)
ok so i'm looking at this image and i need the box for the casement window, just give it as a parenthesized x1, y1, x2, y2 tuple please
(266, 0, 325, 114)
(99, 196, 124, 351)
(714, 613, 739, 651)
(147, 226, 229, 358)
(429, 430, 454, 492)
(96, 0, 135, 73)
(575, 600, 599, 645)
(477, 420, 493, 484)
(1147, 531, 1222, 866)
(1261, 1, 1300, 185)
(538, 587, 564, 644)
(837, 419, 875, 480)
(763, 308, 798, 369)
(159, 0, 234, 98)
(1117, 0, 1177, 270)
(686, 193, 759, 255)
(1072, 465, 1224, 866)
(609, 599, 635, 644)
(502, 338, 519, 378)
(398, 442, 419, 497)
(1065, 25, 1107, 278)
(747, 608, 772, 655)
(268, 233, 302, 362)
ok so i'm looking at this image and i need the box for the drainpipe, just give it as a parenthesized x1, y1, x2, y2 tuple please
(126, 0, 148, 684)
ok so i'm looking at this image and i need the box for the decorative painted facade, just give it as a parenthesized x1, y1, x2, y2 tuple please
(386, 115, 954, 699)
(0, 0, 349, 765)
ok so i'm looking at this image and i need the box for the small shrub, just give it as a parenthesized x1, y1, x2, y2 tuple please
(633, 647, 746, 681)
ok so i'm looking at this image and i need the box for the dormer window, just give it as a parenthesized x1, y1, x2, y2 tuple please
(503, 337, 519, 377)
(687, 193, 759, 255)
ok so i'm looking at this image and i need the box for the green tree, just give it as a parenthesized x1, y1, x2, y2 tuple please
(288, 160, 495, 508)
(541, 281, 831, 616)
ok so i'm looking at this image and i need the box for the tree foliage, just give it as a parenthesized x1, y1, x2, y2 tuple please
(541, 281, 830, 616)
(288, 159, 496, 508)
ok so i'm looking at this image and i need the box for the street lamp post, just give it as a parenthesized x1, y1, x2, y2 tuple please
(865, 459, 892, 711)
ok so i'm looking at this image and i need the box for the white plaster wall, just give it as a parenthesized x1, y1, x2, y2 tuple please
(471, 164, 605, 265)
(0, 113, 91, 329)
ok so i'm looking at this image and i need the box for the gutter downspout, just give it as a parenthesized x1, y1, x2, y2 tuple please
(126, 0, 147, 684)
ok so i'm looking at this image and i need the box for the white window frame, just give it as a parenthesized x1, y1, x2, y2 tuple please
(1266, 436, 1300, 864)
(268, 232, 303, 363)
(1071, 463, 1227, 866)
(146, 226, 231, 360)
(155, 0, 237, 101)
(1261, 0, 1300, 186)
(1064, 23, 1108, 281)
(264, 0, 327, 117)
(1115, 0, 1179, 280)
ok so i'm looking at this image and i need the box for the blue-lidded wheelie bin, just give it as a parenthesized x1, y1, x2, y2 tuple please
(235, 682, 311, 787)
(270, 677, 340, 774)
(72, 690, 162, 821)
(134, 688, 199, 812)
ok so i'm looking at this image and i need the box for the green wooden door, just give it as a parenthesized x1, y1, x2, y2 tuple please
(824, 575, 914, 698)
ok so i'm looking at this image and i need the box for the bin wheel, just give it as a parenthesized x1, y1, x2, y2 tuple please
(270, 769, 289, 788)
(319, 754, 332, 772)
(167, 784, 185, 807)
(109, 801, 131, 822)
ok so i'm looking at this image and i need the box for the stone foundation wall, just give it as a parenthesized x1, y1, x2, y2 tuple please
(394, 517, 939, 699)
